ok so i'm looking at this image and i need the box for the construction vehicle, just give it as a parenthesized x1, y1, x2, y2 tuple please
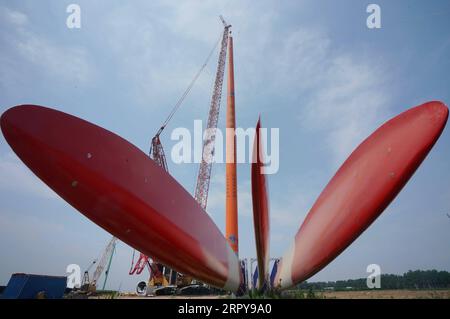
(80, 236, 117, 293)
(130, 252, 172, 296)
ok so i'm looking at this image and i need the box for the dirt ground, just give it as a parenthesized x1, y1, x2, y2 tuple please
(89, 290, 450, 299)
(117, 294, 223, 299)
(104, 289, 450, 299)
(319, 289, 450, 299)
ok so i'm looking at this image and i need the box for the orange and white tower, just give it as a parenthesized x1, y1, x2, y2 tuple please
(225, 35, 239, 255)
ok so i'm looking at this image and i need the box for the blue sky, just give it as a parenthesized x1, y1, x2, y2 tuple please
(0, 0, 449, 291)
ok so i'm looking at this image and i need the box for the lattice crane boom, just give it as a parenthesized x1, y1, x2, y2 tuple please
(132, 17, 231, 289)
(150, 134, 168, 172)
(92, 236, 117, 285)
(194, 18, 231, 210)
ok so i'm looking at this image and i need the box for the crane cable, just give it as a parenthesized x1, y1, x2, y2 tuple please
(154, 33, 222, 137)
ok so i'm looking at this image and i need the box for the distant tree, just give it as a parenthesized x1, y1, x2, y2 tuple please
(296, 269, 450, 291)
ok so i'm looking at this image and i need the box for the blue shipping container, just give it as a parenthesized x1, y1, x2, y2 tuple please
(2, 273, 67, 299)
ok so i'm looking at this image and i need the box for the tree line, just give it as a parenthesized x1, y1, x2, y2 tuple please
(297, 270, 450, 290)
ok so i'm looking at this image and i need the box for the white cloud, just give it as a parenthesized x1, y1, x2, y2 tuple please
(14, 35, 93, 84)
(15, 34, 93, 83)
(0, 152, 58, 199)
(98, 3, 217, 108)
(271, 189, 311, 228)
(0, 7, 28, 26)
(301, 55, 390, 164)
(0, 6, 94, 85)
(275, 28, 391, 165)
